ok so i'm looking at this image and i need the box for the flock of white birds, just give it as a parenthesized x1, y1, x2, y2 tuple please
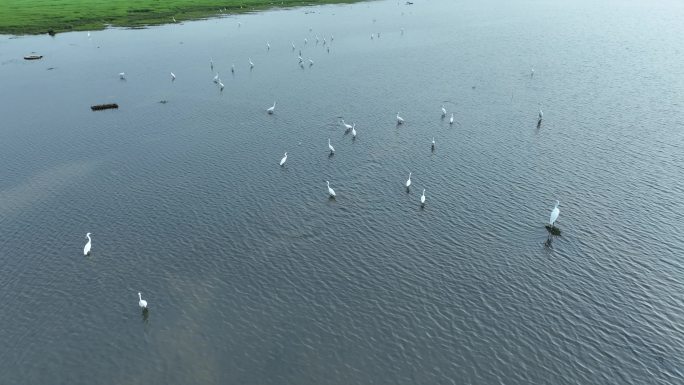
(83, 14, 562, 313)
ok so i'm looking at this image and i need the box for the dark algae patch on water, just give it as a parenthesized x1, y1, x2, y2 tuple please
(0, 0, 365, 35)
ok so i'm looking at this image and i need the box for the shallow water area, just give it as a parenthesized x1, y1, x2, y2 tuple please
(1, 0, 683, 384)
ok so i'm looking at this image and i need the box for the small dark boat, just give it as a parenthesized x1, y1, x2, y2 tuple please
(24, 55, 43, 60)
(91, 103, 119, 111)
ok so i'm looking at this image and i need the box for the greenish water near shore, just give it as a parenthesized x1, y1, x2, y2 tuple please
(0, 0, 363, 35)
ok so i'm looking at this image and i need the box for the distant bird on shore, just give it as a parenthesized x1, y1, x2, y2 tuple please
(83, 233, 92, 256)
(396, 112, 405, 124)
(267, 101, 276, 114)
(280, 152, 287, 166)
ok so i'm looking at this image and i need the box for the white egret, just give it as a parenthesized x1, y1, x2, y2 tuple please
(219, 81, 224, 91)
(267, 41, 270, 50)
(421, 189, 426, 206)
(441, 105, 447, 117)
(309, 59, 314, 66)
(138, 292, 148, 309)
(328, 138, 335, 154)
(298, 55, 303, 63)
(331, 35, 334, 41)
(170, 72, 176, 81)
(87, 31, 91, 38)
(342, 119, 352, 131)
(231, 64, 235, 73)
(213, 73, 219, 83)
(280, 152, 287, 166)
(304, 38, 308, 44)
(267, 101, 276, 114)
(249, 58, 254, 68)
(531, 68, 535, 77)
(119, 72, 125, 79)
(292, 42, 296, 50)
(326, 181, 336, 197)
(396, 112, 405, 124)
(351, 123, 357, 138)
(172, 17, 176, 23)
(406, 172, 412, 189)
(549, 200, 560, 227)
(538, 108, 543, 121)
(431, 137, 435, 151)
(449, 113, 454, 125)
(83, 233, 92, 256)
(371, 33, 374, 40)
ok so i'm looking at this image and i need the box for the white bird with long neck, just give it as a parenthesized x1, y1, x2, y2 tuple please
(266, 41, 270, 50)
(420, 189, 426, 206)
(406, 172, 412, 189)
(267, 102, 276, 114)
(138, 292, 148, 309)
(231, 64, 235, 73)
(441, 105, 447, 117)
(326, 181, 336, 197)
(280, 152, 287, 166)
(396, 112, 405, 125)
(342, 119, 352, 131)
(83, 233, 92, 256)
(249, 58, 254, 68)
(351, 123, 357, 138)
(119, 72, 125, 80)
(292, 42, 296, 50)
(431, 137, 435, 151)
(449, 113, 454, 125)
(308, 59, 314, 66)
(538, 108, 543, 121)
(328, 138, 335, 154)
(213, 73, 219, 83)
(549, 200, 560, 226)
(218, 81, 224, 91)
(531, 68, 535, 77)
(170, 72, 176, 81)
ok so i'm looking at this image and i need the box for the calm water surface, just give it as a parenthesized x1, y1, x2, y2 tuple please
(1, 0, 683, 383)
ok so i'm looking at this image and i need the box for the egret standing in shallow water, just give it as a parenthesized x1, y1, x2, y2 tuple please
(396, 112, 405, 125)
(342, 119, 352, 131)
(449, 113, 454, 125)
(119, 72, 126, 80)
(170, 72, 176, 81)
(280, 152, 287, 166)
(326, 181, 336, 198)
(531, 68, 535, 77)
(406, 172, 412, 190)
(267, 102, 276, 114)
(213, 73, 219, 83)
(138, 292, 148, 310)
(231, 64, 235, 74)
(441, 105, 447, 117)
(431, 137, 435, 151)
(83, 233, 92, 256)
(549, 200, 560, 227)
(328, 138, 335, 154)
(351, 123, 357, 139)
(421, 189, 426, 206)
(538, 108, 543, 123)
(218, 81, 224, 91)
(249, 58, 254, 69)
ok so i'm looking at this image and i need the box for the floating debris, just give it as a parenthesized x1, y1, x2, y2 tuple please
(24, 55, 43, 60)
(90, 103, 119, 111)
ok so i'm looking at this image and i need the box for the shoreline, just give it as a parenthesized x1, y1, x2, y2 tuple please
(0, 0, 365, 36)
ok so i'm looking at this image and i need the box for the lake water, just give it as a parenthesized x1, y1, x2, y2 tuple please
(1, 0, 683, 383)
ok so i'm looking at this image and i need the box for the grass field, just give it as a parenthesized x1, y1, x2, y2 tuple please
(0, 0, 362, 35)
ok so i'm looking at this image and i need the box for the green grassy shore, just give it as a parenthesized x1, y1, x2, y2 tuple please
(0, 0, 362, 35)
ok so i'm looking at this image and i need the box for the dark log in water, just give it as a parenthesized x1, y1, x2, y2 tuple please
(23, 55, 43, 60)
(90, 103, 119, 111)
(545, 224, 561, 236)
